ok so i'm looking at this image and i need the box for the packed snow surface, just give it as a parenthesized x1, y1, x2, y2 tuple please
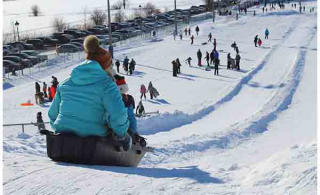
(3, 1, 317, 195)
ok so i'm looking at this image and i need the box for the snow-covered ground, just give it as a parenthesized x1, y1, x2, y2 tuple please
(3, 1, 318, 194)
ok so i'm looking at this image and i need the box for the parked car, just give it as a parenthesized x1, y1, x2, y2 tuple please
(8, 53, 39, 65)
(36, 37, 59, 47)
(69, 42, 83, 50)
(93, 25, 107, 29)
(56, 44, 81, 54)
(3, 60, 22, 72)
(3, 56, 32, 68)
(111, 23, 121, 31)
(77, 30, 94, 36)
(8, 42, 34, 50)
(70, 38, 84, 44)
(64, 30, 86, 38)
(87, 28, 104, 35)
(26, 39, 44, 49)
(51, 34, 74, 44)
(3, 45, 17, 56)
(21, 50, 47, 62)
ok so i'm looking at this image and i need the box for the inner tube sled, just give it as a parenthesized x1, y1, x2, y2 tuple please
(40, 130, 153, 167)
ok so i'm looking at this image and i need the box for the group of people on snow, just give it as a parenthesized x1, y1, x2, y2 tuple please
(172, 58, 182, 77)
(34, 76, 59, 105)
(254, 28, 270, 47)
(115, 57, 137, 75)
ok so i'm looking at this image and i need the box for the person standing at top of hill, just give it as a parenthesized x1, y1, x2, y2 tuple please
(48, 35, 132, 150)
(188, 28, 191, 36)
(184, 28, 188, 36)
(195, 26, 200, 36)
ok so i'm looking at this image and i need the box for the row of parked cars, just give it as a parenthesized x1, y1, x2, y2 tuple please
(3, 5, 207, 73)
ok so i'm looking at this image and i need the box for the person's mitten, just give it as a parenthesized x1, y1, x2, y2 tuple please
(114, 133, 132, 151)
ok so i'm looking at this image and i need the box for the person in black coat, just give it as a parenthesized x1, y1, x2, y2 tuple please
(115, 60, 121, 73)
(172, 60, 178, 77)
(254, 35, 259, 47)
(236, 54, 241, 70)
(35, 82, 41, 93)
(210, 50, 215, 65)
(213, 38, 217, 50)
(123, 56, 129, 74)
(129, 59, 136, 75)
(205, 51, 210, 66)
(197, 49, 202, 66)
(195, 26, 200, 36)
(208, 33, 212, 42)
(176, 58, 181, 74)
(214, 58, 219, 75)
(227, 53, 231, 69)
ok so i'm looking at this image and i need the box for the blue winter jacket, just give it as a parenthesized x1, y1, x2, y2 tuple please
(265, 29, 269, 35)
(48, 60, 129, 137)
(214, 51, 219, 59)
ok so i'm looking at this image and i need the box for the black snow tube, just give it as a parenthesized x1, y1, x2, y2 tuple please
(41, 130, 152, 167)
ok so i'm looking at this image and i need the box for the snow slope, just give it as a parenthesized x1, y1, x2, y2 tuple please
(3, 2, 318, 194)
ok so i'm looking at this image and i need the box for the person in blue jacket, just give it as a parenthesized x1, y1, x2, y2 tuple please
(48, 35, 132, 150)
(265, 28, 269, 39)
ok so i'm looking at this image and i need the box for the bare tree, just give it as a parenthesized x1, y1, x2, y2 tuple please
(90, 9, 107, 25)
(31, 4, 40, 16)
(113, 10, 126, 23)
(83, 6, 88, 29)
(112, 0, 123, 10)
(144, 2, 156, 16)
(52, 17, 66, 32)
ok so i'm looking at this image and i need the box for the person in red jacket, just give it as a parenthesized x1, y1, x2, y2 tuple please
(191, 35, 194, 45)
(50, 86, 56, 99)
(140, 84, 147, 100)
(258, 38, 262, 47)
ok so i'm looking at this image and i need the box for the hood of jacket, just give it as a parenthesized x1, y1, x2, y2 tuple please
(70, 60, 109, 85)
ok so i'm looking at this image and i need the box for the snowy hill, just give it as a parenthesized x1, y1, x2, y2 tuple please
(3, 1, 318, 194)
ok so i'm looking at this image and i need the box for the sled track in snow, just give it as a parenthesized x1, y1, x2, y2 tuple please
(143, 28, 316, 165)
(138, 24, 298, 136)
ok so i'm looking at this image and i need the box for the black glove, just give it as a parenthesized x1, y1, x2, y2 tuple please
(114, 133, 132, 151)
